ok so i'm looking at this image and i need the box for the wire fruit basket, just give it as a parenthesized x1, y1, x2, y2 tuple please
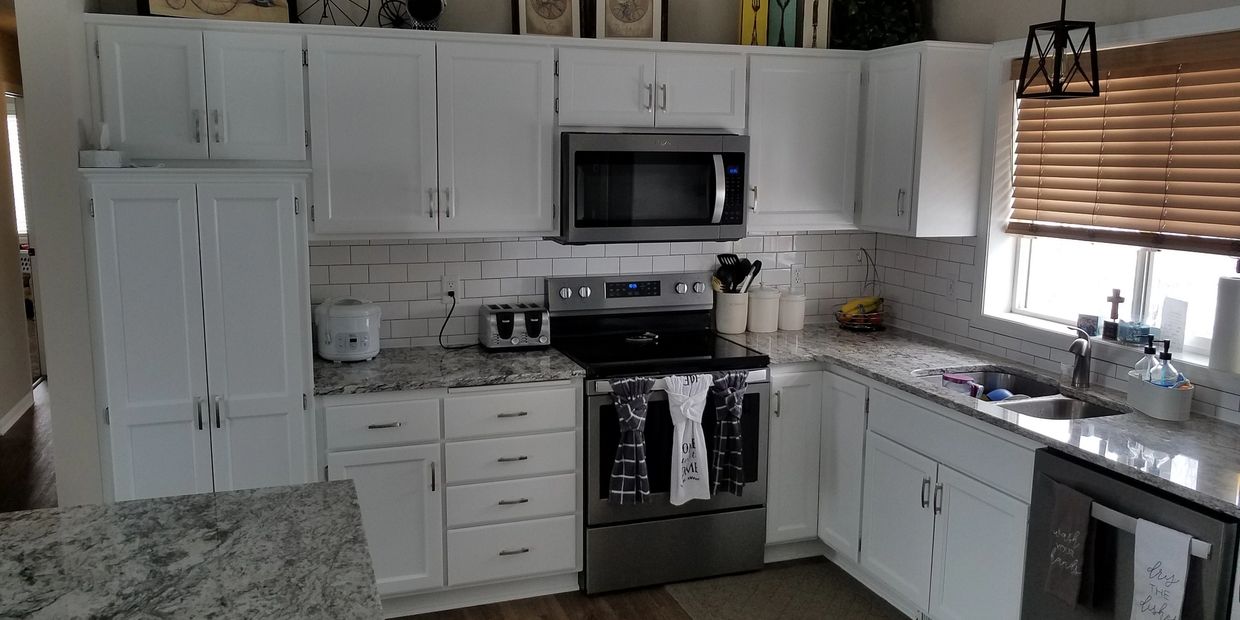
(835, 248, 884, 332)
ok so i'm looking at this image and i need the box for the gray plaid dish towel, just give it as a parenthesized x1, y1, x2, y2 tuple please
(609, 376, 655, 505)
(711, 371, 748, 497)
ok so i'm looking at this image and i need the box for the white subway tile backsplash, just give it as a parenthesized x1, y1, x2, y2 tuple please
(620, 256, 653, 273)
(605, 243, 639, 257)
(639, 242, 671, 256)
(570, 244, 607, 258)
(652, 255, 685, 273)
(350, 245, 390, 264)
(517, 258, 552, 277)
(586, 257, 620, 275)
(390, 282, 429, 301)
(427, 244, 464, 263)
(537, 241, 574, 258)
(310, 246, 350, 265)
(369, 264, 408, 283)
(407, 262, 445, 282)
(390, 244, 428, 264)
(482, 260, 518, 279)
(466, 242, 501, 261)
(501, 241, 538, 259)
(465, 279, 502, 298)
(329, 265, 369, 284)
(351, 283, 390, 302)
(552, 258, 587, 276)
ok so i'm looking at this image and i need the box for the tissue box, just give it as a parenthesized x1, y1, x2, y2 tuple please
(79, 150, 128, 168)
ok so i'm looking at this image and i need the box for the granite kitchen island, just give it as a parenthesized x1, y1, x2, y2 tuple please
(0, 480, 382, 619)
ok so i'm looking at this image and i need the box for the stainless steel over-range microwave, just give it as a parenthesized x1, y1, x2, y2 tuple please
(555, 132, 750, 244)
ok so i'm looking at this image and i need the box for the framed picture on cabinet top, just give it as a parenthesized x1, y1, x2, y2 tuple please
(139, 0, 294, 23)
(591, 0, 665, 40)
(739, 0, 768, 46)
(802, 0, 830, 48)
(767, 0, 799, 47)
(514, 0, 582, 37)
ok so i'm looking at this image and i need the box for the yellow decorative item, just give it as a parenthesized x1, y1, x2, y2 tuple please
(840, 296, 883, 316)
(739, 0, 768, 45)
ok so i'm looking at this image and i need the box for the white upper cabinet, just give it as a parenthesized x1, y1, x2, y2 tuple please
(98, 27, 209, 160)
(766, 370, 823, 544)
(748, 54, 861, 231)
(858, 43, 989, 237)
(557, 48, 746, 131)
(96, 26, 305, 161)
(203, 32, 307, 161)
(817, 372, 867, 561)
(557, 47, 657, 127)
(196, 181, 307, 492)
(436, 42, 555, 234)
(307, 36, 440, 235)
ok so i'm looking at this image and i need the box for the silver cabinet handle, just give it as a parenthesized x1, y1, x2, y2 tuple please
(367, 422, 403, 430)
(194, 396, 205, 431)
(920, 477, 931, 508)
(192, 110, 203, 143)
(659, 83, 668, 111)
(497, 411, 529, 419)
(497, 455, 529, 463)
(644, 83, 654, 110)
(773, 391, 782, 417)
(212, 109, 222, 143)
(430, 461, 436, 492)
(933, 482, 944, 514)
(212, 395, 223, 429)
(897, 188, 907, 217)
(499, 547, 530, 556)
(442, 188, 454, 219)
(498, 498, 530, 506)
(427, 188, 438, 219)
(750, 185, 759, 213)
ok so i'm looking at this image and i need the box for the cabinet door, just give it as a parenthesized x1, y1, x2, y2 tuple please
(436, 42, 555, 234)
(748, 55, 860, 231)
(307, 36, 439, 234)
(860, 431, 936, 610)
(328, 444, 445, 596)
(766, 370, 823, 544)
(203, 32, 306, 161)
(197, 182, 307, 492)
(818, 372, 867, 561)
(92, 182, 213, 500)
(557, 47, 656, 127)
(653, 52, 746, 131)
(859, 52, 920, 234)
(929, 466, 1028, 620)
(97, 26, 209, 160)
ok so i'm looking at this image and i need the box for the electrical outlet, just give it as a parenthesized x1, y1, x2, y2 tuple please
(946, 279, 956, 298)
(854, 250, 865, 264)
(441, 275, 460, 303)
(790, 264, 807, 289)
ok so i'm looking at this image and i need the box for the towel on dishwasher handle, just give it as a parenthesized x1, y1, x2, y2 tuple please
(1043, 480, 1093, 606)
(1130, 518, 1192, 620)
(665, 374, 712, 506)
(710, 371, 749, 497)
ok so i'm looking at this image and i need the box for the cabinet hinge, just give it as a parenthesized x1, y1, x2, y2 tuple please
(294, 197, 300, 215)
(302, 48, 309, 67)
(302, 393, 308, 410)
(89, 198, 95, 218)
(103, 406, 109, 425)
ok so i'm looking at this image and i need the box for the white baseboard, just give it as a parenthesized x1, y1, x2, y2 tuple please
(0, 390, 33, 436)
(380, 572, 580, 618)
(764, 539, 830, 563)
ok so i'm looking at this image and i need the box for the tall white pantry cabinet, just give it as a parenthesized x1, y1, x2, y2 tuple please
(85, 173, 312, 501)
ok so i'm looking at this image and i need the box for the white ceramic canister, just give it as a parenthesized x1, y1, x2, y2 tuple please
(747, 287, 781, 333)
(715, 292, 749, 334)
(779, 290, 807, 331)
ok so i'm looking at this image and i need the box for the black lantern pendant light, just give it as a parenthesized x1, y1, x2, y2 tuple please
(1016, 0, 1099, 99)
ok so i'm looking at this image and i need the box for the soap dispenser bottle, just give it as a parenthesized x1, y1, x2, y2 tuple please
(1152, 340, 1179, 387)
(1134, 335, 1159, 382)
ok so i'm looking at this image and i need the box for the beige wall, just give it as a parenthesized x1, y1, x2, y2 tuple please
(933, 0, 1240, 43)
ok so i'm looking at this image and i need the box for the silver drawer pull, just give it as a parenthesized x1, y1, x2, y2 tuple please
(497, 456, 529, 463)
(367, 422, 403, 430)
(498, 498, 530, 506)
(499, 547, 530, 556)
(497, 411, 529, 419)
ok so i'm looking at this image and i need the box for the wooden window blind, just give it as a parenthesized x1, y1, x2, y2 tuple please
(1007, 31, 1240, 255)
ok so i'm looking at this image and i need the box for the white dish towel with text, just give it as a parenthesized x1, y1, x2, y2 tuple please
(1130, 518, 1192, 620)
(666, 374, 712, 506)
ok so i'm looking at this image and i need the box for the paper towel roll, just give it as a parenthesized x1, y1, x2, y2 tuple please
(1210, 277, 1240, 374)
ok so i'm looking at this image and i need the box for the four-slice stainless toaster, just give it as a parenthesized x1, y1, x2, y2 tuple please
(478, 303, 550, 350)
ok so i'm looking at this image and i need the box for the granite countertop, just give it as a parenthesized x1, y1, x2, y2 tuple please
(314, 346, 585, 396)
(0, 481, 382, 619)
(726, 325, 1240, 519)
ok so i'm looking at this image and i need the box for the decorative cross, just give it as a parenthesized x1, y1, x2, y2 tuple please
(1107, 288, 1125, 320)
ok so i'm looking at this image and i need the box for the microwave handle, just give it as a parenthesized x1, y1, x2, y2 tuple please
(711, 154, 726, 224)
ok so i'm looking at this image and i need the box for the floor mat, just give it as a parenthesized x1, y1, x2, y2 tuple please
(665, 558, 907, 620)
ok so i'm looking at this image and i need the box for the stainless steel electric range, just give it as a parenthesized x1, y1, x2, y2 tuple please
(547, 272, 771, 594)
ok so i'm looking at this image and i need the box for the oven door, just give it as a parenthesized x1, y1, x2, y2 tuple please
(586, 372, 769, 526)
(560, 133, 749, 244)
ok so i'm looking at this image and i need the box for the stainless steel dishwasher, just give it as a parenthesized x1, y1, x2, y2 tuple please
(1023, 449, 1238, 619)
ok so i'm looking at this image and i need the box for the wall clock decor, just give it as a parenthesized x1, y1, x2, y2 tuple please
(296, 0, 372, 25)
(514, 0, 582, 37)
(593, 0, 664, 40)
(801, 0, 830, 48)
(140, 0, 293, 23)
(738, 0, 768, 45)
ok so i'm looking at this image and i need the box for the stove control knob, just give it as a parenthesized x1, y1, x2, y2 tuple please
(675, 282, 688, 294)
(558, 287, 573, 300)
(578, 286, 592, 299)
(692, 282, 706, 293)
(539, 335, 549, 344)
(510, 337, 521, 345)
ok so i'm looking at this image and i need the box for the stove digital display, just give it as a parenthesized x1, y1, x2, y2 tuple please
(606, 280, 661, 298)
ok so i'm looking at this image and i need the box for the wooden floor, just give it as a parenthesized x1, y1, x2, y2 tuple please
(405, 586, 691, 620)
(0, 381, 56, 513)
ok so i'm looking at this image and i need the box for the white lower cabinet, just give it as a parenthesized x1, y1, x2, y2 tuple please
(766, 370, 823, 544)
(447, 515, 577, 586)
(328, 444, 444, 596)
(861, 431, 938, 607)
(817, 372, 868, 561)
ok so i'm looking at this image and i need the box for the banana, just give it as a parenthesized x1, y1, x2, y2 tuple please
(840, 296, 883, 316)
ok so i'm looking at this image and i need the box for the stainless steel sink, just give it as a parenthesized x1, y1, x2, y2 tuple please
(936, 371, 1060, 399)
(995, 396, 1126, 420)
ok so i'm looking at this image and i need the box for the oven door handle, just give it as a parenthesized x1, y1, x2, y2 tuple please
(711, 154, 726, 225)
(591, 369, 768, 395)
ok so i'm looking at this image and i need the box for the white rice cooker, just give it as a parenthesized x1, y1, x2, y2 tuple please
(314, 297, 382, 362)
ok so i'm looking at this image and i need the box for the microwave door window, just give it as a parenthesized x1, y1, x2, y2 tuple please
(575, 152, 715, 227)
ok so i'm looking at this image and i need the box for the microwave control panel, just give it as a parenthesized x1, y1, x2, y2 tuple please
(721, 154, 746, 226)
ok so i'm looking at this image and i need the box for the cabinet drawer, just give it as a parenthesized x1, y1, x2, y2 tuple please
(325, 398, 441, 450)
(444, 387, 577, 439)
(868, 388, 1036, 502)
(447, 515, 577, 586)
(447, 473, 576, 528)
(445, 431, 576, 484)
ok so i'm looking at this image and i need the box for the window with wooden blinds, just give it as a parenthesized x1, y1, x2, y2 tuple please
(1007, 31, 1240, 255)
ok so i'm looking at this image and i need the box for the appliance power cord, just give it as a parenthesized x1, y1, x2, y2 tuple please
(439, 291, 477, 351)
